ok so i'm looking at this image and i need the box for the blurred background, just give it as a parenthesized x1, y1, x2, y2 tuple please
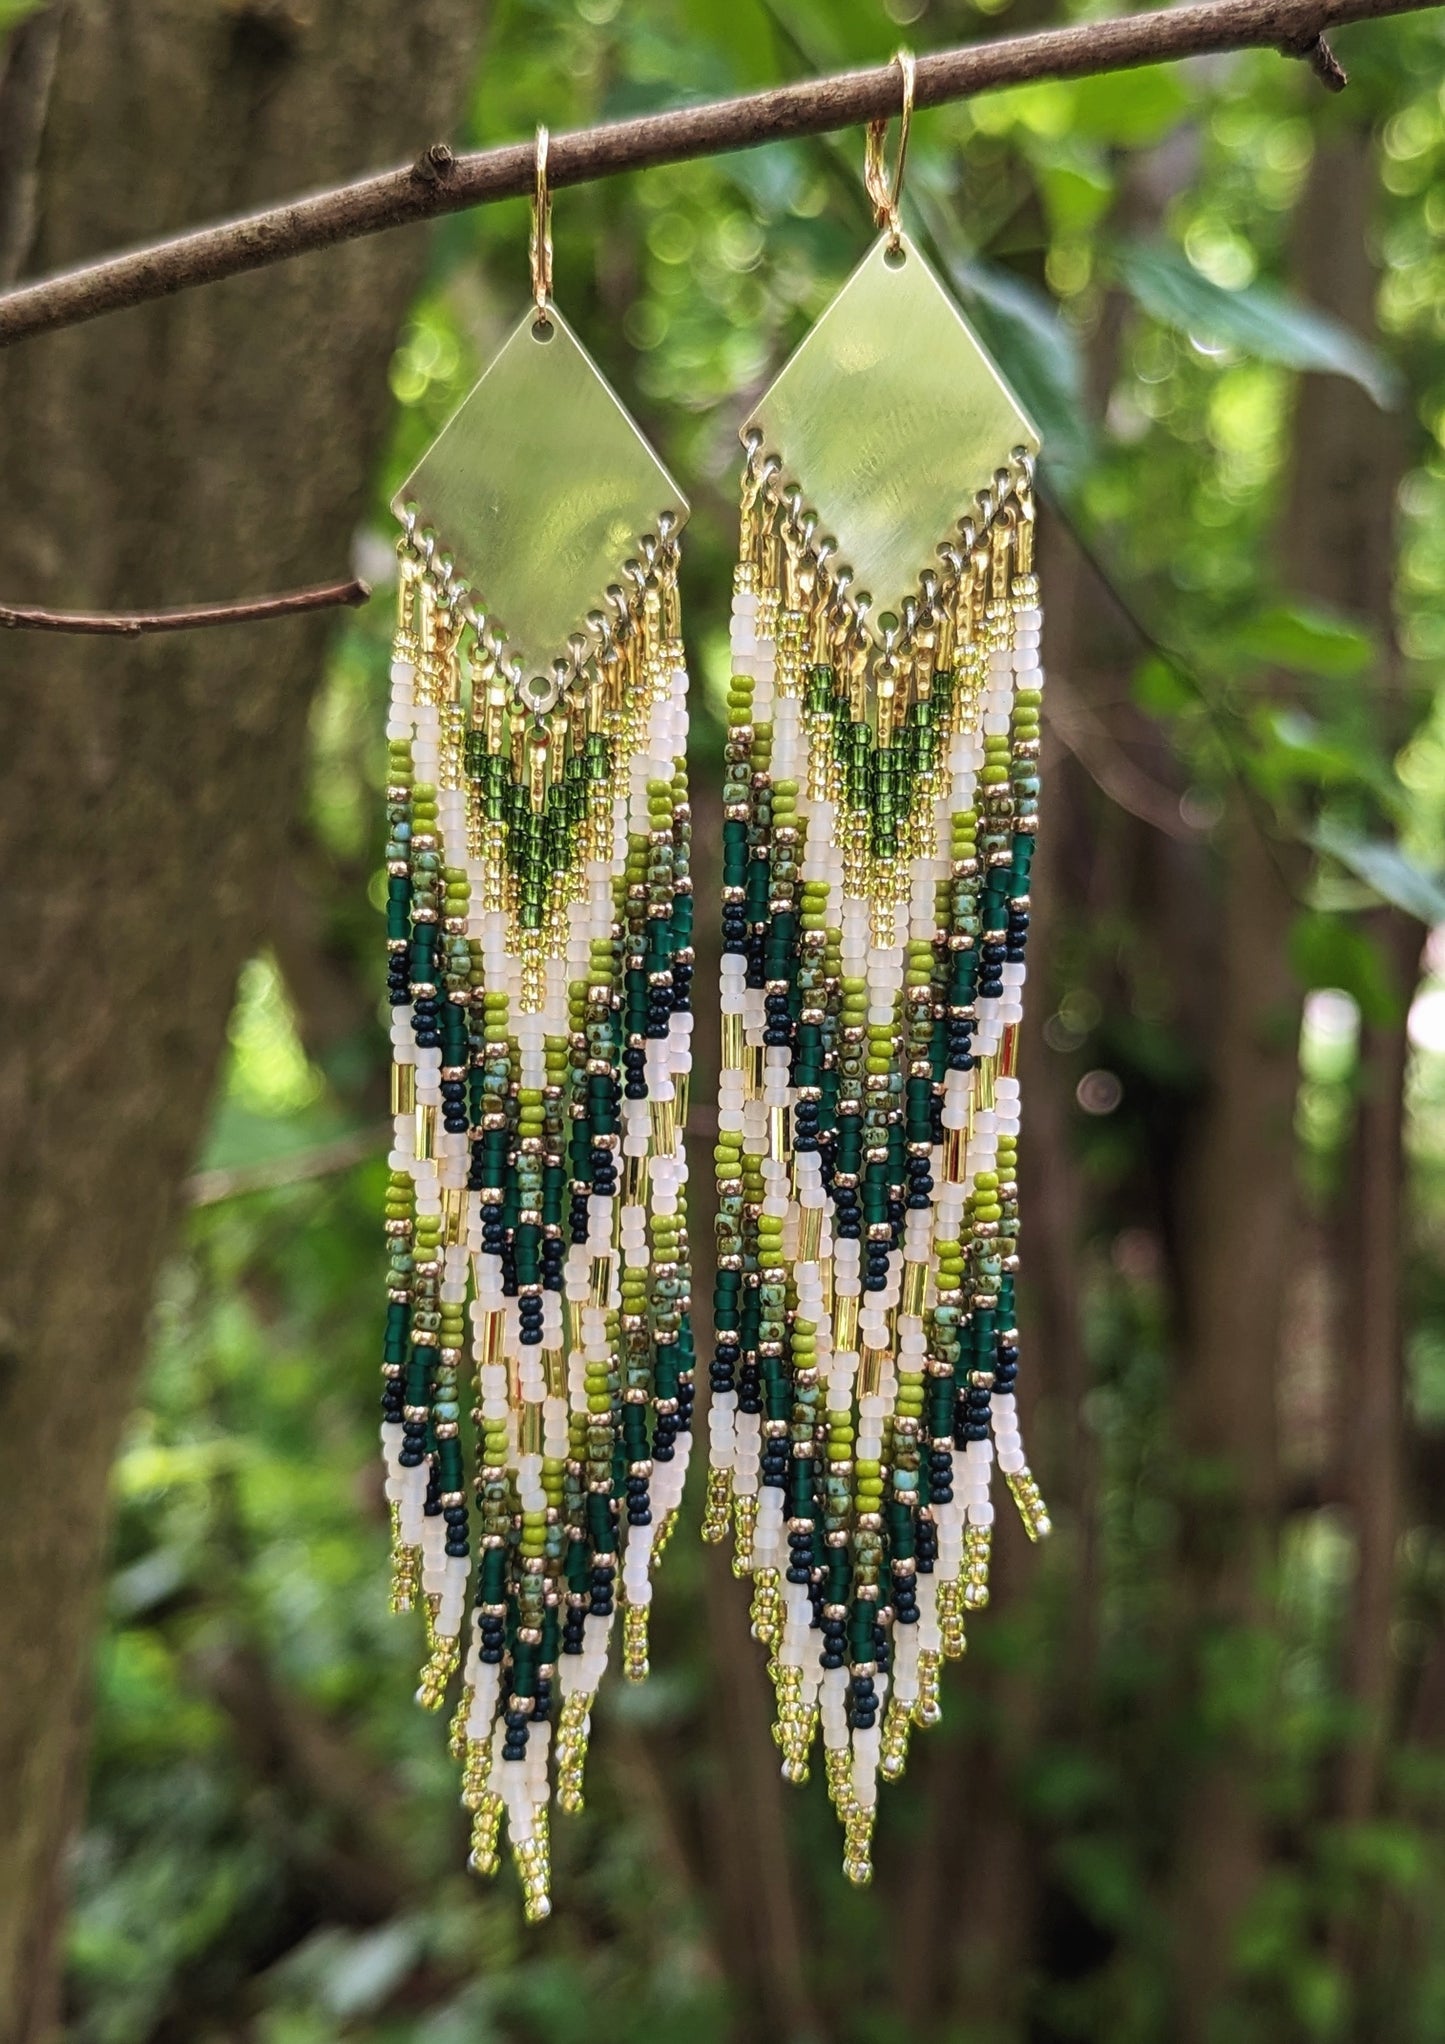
(3, 0, 1445, 2039)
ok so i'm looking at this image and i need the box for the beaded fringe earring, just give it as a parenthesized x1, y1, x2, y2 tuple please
(379, 132, 695, 1919)
(704, 56, 1052, 1883)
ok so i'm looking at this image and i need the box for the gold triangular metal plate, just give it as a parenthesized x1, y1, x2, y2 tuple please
(393, 304, 689, 681)
(742, 231, 1039, 630)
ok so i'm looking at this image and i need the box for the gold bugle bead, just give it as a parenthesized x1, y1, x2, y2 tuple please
(390, 1061, 417, 1115)
(834, 1292, 860, 1356)
(649, 1097, 676, 1155)
(478, 1309, 505, 1368)
(975, 1054, 997, 1114)
(901, 1258, 928, 1319)
(589, 1255, 613, 1310)
(414, 1102, 436, 1162)
(519, 1400, 544, 1458)
(797, 1202, 823, 1264)
(769, 1103, 788, 1164)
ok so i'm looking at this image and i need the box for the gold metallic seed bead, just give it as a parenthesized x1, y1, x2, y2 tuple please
(467, 1794, 504, 1879)
(750, 1568, 782, 1647)
(733, 1493, 759, 1574)
(914, 1648, 943, 1728)
(1006, 1466, 1053, 1541)
(702, 1466, 733, 1545)
(789, 1704, 820, 1785)
(461, 1736, 494, 1811)
(417, 1630, 459, 1711)
(963, 1524, 993, 1610)
(514, 1837, 552, 1923)
(937, 1577, 968, 1658)
(843, 1804, 875, 1887)
(449, 1685, 475, 1762)
(556, 1690, 594, 1814)
(824, 1744, 856, 1821)
(880, 1691, 914, 1781)
(653, 1507, 679, 1565)
(772, 1665, 811, 1782)
(389, 1536, 421, 1616)
(623, 1601, 650, 1682)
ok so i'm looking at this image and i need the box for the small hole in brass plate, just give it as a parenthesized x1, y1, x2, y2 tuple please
(883, 243, 907, 270)
(877, 610, 899, 634)
(531, 316, 555, 342)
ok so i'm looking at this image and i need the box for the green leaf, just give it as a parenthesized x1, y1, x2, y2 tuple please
(1231, 601, 1377, 681)
(0, 0, 44, 30)
(1250, 708, 1383, 797)
(1038, 154, 1115, 238)
(1312, 817, 1445, 925)
(1132, 652, 1193, 716)
(1067, 66, 1191, 147)
(1288, 911, 1400, 1026)
(949, 257, 1093, 485)
(1110, 240, 1400, 408)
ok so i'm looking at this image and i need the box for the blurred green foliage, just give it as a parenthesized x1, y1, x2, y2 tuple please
(65, 0, 1445, 2037)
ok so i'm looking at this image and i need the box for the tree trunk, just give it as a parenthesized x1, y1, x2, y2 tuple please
(1280, 129, 1412, 1840)
(0, 3, 483, 2033)
(1169, 119, 1406, 2032)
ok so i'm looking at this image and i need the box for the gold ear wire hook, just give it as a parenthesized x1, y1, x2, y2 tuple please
(864, 49, 915, 250)
(530, 124, 553, 320)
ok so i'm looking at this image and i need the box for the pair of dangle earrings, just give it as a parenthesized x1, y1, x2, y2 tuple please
(379, 61, 1050, 1919)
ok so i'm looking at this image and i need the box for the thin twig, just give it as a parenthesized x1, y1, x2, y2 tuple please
(1044, 673, 1197, 840)
(185, 1121, 391, 1206)
(0, 0, 1429, 348)
(0, 578, 369, 634)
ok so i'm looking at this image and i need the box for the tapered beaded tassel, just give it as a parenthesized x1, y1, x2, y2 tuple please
(704, 57, 1051, 1884)
(380, 132, 694, 1919)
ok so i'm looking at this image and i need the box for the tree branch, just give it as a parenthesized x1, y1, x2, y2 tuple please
(0, 0, 1431, 349)
(0, 577, 368, 633)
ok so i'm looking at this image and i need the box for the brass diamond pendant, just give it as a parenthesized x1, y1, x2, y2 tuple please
(742, 231, 1038, 631)
(392, 304, 689, 682)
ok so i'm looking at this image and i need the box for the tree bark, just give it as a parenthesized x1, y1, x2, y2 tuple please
(1280, 129, 1413, 1839)
(1169, 119, 1408, 2031)
(0, 3, 483, 2033)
